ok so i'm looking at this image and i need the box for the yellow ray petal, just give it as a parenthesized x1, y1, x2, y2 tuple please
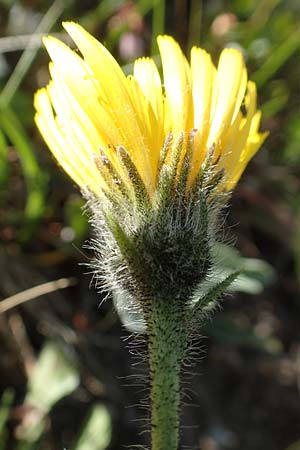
(62, 21, 154, 194)
(157, 35, 193, 136)
(126, 75, 163, 180)
(223, 91, 268, 190)
(208, 48, 247, 149)
(132, 57, 166, 178)
(133, 57, 164, 121)
(43, 37, 124, 147)
(43, 35, 154, 194)
(34, 89, 106, 197)
(191, 47, 216, 130)
(188, 47, 216, 183)
(227, 131, 268, 189)
(48, 62, 133, 193)
(62, 21, 130, 104)
(217, 81, 257, 177)
(35, 24, 267, 201)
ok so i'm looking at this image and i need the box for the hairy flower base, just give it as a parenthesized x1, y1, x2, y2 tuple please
(87, 135, 239, 450)
(88, 133, 233, 313)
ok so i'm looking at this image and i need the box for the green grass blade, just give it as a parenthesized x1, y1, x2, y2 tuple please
(0, 389, 14, 450)
(0, 127, 9, 190)
(253, 27, 300, 88)
(0, 106, 47, 239)
(0, 0, 65, 107)
(151, 0, 165, 54)
(187, 0, 202, 48)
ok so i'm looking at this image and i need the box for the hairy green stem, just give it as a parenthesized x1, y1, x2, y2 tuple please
(147, 297, 187, 450)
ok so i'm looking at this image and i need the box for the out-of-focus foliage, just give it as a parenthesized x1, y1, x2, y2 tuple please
(15, 341, 79, 444)
(0, 1, 299, 450)
(73, 404, 112, 450)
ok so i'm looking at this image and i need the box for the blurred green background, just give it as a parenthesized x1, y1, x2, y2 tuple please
(0, 1, 300, 449)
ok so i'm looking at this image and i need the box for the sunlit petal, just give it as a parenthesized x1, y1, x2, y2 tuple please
(35, 23, 267, 200)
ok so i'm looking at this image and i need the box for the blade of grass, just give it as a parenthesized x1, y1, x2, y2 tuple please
(0, 127, 9, 189)
(0, 277, 77, 314)
(187, 0, 202, 49)
(151, 0, 165, 54)
(104, 0, 165, 52)
(0, 33, 65, 53)
(252, 27, 300, 88)
(82, 0, 125, 27)
(234, 0, 280, 47)
(0, 106, 48, 240)
(138, 0, 163, 16)
(0, 0, 65, 107)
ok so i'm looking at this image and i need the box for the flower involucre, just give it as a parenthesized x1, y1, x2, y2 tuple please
(34, 22, 267, 201)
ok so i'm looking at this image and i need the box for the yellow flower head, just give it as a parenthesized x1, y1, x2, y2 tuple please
(34, 22, 267, 202)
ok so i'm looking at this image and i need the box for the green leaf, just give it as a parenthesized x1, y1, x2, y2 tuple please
(73, 404, 112, 450)
(191, 271, 240, 323)
(213, 243, 275, 294)
(18, 341, 80, 443)
(26, 341, 79, 413)
(13, 342, 79, 444)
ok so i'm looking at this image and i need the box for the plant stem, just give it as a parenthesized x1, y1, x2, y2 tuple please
(147, 297, 187, 450)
